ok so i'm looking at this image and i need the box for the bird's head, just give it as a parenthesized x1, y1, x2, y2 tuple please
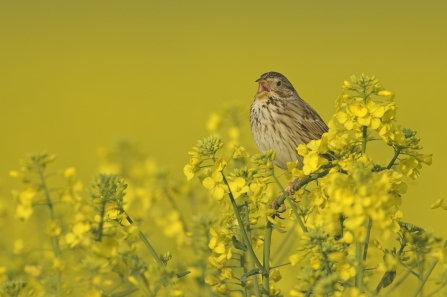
(255, 72, 297, 101)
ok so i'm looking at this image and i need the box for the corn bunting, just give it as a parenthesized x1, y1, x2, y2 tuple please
(250, 71, 328, 171)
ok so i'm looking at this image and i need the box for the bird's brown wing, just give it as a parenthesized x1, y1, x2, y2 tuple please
(287, 98, 328, 144)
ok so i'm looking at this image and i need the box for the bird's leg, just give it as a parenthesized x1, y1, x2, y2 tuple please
(271, 177, 302, 217)
(285, 177, 301, 201)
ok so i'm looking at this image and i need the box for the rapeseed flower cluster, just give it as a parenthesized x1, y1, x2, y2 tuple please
(2, 76, 443, 297)
(183, 75, 441, 297)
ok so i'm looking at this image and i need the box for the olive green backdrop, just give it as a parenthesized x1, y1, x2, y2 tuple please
(1, 1, 446, 234)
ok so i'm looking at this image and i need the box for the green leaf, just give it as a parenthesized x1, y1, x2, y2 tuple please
(240, 268, 261, 282)
(232, 235, 247, 251)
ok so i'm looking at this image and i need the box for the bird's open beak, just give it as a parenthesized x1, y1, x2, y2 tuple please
(256, 80, 271, 94)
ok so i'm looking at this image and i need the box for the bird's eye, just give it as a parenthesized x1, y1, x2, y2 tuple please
(276, 80, 282, 87)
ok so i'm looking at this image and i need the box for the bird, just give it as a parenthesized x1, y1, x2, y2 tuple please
(250, 71, 328, 170)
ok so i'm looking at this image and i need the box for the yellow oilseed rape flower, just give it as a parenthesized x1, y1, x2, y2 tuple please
(249, 182, 266, 197)
(309, 185, 327, 208)
(233, 145, 248, 159)
(415, 154, 433, 165)
(340, 232, 354, 244)
(229, 177, 249, 198)
(202, 171, 229, 200)
(219, 268, 234, 280)
(214, 158, 227, 171)
(285, 161, 299, 179)
(297, 144, 309, 157)
(382, 101, 397, 122)
(328, 252, 345, 263)
(205, 274, 221, 286)
(349, 101, 368, 117)
(213, 283, 231, 295)
(183, 165, 196, 181)
(13, 188, 36, 220)
(302, 152, 329, 175)
(357, 101, 385, 129)
(399, 157, 420, 177)
(65, 221, 91, 248)
(208, 256, 224, 269)
(336, 262, 356, 281)
(336, 111, 355, 130)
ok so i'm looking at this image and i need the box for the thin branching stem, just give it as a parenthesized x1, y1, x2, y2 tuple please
(125, 213, 172, 287)
(244, 204, 261, 297)
(125, 215, 165, 268)
(355, 241, 364, 291)
(363, 219, 372, 261)
(387, 147, 402, 170)
(96, 199, 106, 241)
(221, 174, 266, 274)
(37, 166, 62, 297)
(262, 221, 273, 297)
(362, 126, 368, 154)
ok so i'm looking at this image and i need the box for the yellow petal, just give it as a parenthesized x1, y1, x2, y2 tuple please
(202, 177, 215, 189)
(378, 90, 392, 96)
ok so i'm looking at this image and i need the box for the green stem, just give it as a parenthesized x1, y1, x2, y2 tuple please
(244, 204, 261, 297)
(125, 215, 165, 267)
(410, 240, 447, 297)
(126, 215, 172, 287)
(355, 241, 364, 292)
(363, 219, 372, 261)
(96, 199, 106, 241)
(262, 221, 273, 297)
(319, 242, 332, 275)
(282, 169, 330, 205)
(239, 252, 249, 297)
(271, 174, 307, 233)
(362, 126, 367, 153)
(356, 103, 368, 293)
(387, 147, 402, 169)
(222, 174, 266, 274)
(139, 230, 166, 267)
(37, 166, 62, 297)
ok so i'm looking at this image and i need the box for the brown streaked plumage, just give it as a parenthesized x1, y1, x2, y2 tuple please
(250, 71, 328, 170)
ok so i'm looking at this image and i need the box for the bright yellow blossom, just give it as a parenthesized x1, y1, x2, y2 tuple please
(229, 177, 249, 198)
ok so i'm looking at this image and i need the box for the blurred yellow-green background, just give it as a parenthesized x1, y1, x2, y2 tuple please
(1, 0, 446, 244)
